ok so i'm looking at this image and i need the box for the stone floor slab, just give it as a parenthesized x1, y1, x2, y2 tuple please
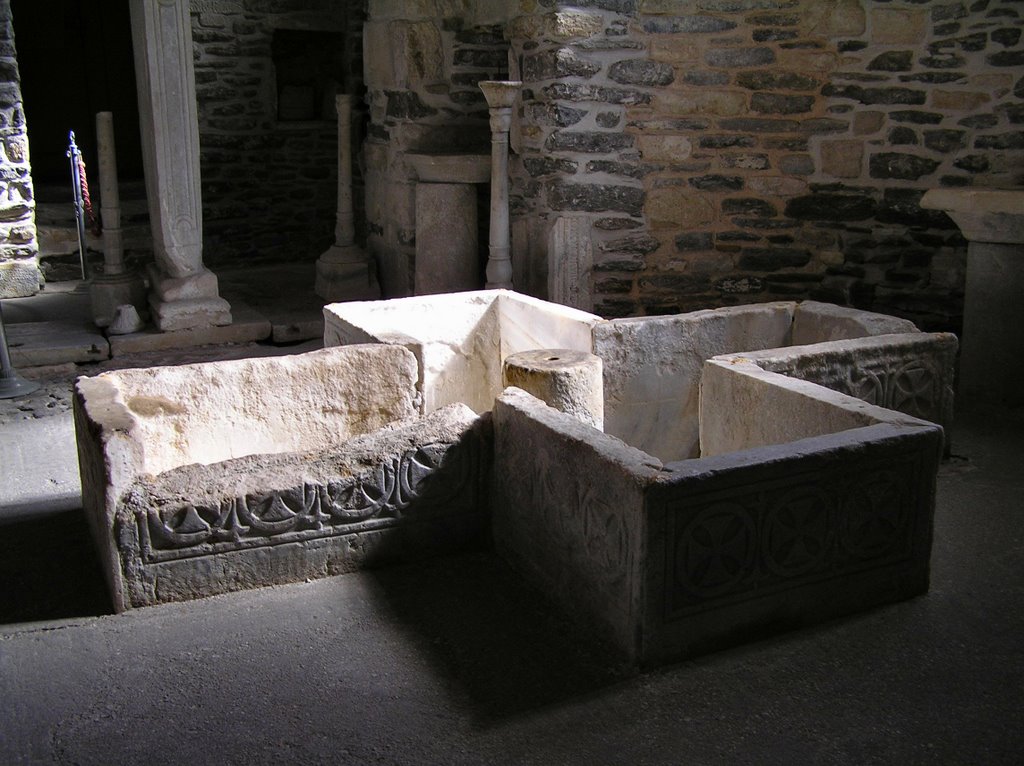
(107, 303, 271, 356)
(5, 320, 109, 366)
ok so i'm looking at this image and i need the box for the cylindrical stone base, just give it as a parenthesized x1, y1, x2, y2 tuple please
(502, 349, 603, 430)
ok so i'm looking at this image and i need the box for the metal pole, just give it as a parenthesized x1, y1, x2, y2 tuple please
(0, 300, 40, 399)
(67, 130, 89, 281)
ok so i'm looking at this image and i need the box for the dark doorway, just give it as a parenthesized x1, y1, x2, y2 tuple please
(11, 0, 143, 197)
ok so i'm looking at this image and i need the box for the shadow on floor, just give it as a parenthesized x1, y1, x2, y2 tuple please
(367, 549, 635, 723)
(0, 509, 111, 624)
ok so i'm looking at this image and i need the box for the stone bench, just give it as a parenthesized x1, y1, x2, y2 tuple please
(74, 345, 488, 612)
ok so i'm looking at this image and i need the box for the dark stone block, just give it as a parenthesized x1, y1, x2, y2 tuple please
(544, 83, 651, 105)
(870, 153, 940, 180)
(722, 198, 777, 217)
(999, 103, 1024, 124)
(785, 193, 876, 221)
(705, 47, 775, 68)
(1015, 76, 1024, 98)
(868, 51, 914, 71)
(595, 299, 636, 318)
(975, 132, 1024, 149)
(689, 174, 744, 191)
(987, 49, 1024, 66)
(547, 182, 644, 215)
(586, 160, 656, 178)
(523, 157, 579, 177)
(455, 25, 504, 45)
(608, 59, 675, 86)
(523, 50, 601, 81)
(822, 84, 927, 105)
(722, 153, 770, 169)
(675, 232, 714, 251)
(955, 111, 996, 129)
(924, 129, 967, 152)
(638, 273, 711, 295)
(737, 247, 810, 271)
(987, 27, 1019, 46)
(898, 72, 965, 83)
(699, 135, 756, 148)
(385, 91, 437, 120)
(529, 103, 587, 127)
(717, 230, 761, 242)
(889, 127, 919, 145)
(940, 175, 972, 187)
(902, 248, 934, 268)
(596, 111, 621, 128)
(716, 276, 765, 294)
(578, 0, 638, 12)
(890, 110, 944, 124)
(932, 2, 967, 21)
(800, 118, 847, 134)
(753, 28, 798, 42)
(682, 70, 731, 86)
(919, 53, 965, 68)
(594, 218, 643, 230)
(734, 218, 800, 229)
(877, 188, 958, 228)
(642, 15, 737, 33)
(450, 91, 485, 106)
(929, 32, 987, 52)
(779, 155, 814, 175)
(933, 22, 961, 35)
(699, 0, 799, 9)
(764, 137, 808, 151)
(838, 40, 868, 52)
(546, 131, 634, 153)
(749, 12, 799, 25)
(719, 117, 799, 132)
(595, 276, 634, 294)
(601, 233, 661, 254)
(752, 93, 814, 114)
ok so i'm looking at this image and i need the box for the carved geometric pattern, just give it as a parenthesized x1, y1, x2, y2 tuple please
(797, 357, 940, 422)
(136, 441, 476, 564)
(675, 502, 756, 599)
(664, 451, 922, 620)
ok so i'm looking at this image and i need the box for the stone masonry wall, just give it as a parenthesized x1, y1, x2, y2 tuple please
(363, 0, 510, 296)
(509, 0, 1024, 333)
(0, 0, 38, 298)
(189, 0, 363, 268)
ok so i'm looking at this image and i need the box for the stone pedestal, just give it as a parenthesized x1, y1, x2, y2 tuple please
(130, 0, 231, 331)
(316, 94, 380, 302)
(408, 152, 489, 296)
(921, 188, 1024, 407)
(503, 349, 604, 430)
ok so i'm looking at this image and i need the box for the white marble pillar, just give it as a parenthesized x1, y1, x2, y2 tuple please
(130, 0, 230, 331)
(89, 111, 146, 331)
(479, 81, 520, 290)
(315, 94, 380, 301)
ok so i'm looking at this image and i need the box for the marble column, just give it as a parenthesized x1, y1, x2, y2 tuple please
(89, 111, 146, 331)
(315, 94, 380, 302)
(479, 81, 520, 291)
(129, 0, 231, 331)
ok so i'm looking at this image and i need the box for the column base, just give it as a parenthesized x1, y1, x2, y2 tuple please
(89, 271, 148, 328)
(148, 265, 232, 332)
(315, 244, 381, 302)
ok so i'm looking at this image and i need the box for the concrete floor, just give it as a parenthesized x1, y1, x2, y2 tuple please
(1, 282, 1022, 763)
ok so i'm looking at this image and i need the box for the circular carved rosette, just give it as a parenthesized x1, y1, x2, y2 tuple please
(889, 361, 936, 419)
(763, 487, 832, 578)
(849, 367, 884, 405)
(841, 471, 906, 560)
(675, 502, 756, 599)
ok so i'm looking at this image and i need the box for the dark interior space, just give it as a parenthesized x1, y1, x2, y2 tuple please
(11, 0, 142, 197)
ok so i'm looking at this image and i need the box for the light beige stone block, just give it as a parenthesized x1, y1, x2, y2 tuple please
(0, 258, 41, 298)
(871, 8, 927, 44)
(645, 188, 715, 229)
(821, 140, 863, 179)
